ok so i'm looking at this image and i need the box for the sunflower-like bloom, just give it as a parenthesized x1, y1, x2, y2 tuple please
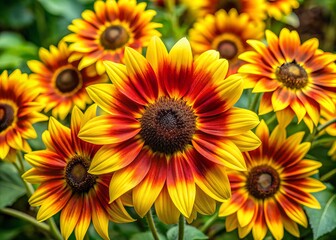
(266, 0, 299, 20)
(189, 9, 264, 76)
(22, 105, 134, 240)
(320, 100, 336, 160)
(0, 70, 47, 162)
(28, 41, 107, 120)
(219, 120, 326, 239)
(239, 28, 336, 132)
(78, 37, 260, 223)
(186, 0, 266, 22)
(64, 0, 162, 75)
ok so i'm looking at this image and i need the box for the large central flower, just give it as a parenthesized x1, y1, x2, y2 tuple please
(79, 37, 260, 223)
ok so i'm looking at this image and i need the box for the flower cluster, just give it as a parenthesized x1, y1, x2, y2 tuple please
(0, 0, 335, 240)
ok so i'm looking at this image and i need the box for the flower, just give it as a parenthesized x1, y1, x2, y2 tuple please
(266, 0, 299, 20)
(219, 120, 326, 239)
(189, 9, 264, 76)
(0, 70, 47, 162)
(320, 99, 336, 160)
(64, 0, 162, 75)
(78, 36, 260, 223)
(28, 41, 107, 120)
(187, 0, 266, 22)
(22, 105, 134, 240)
(239, 28, 336, 132)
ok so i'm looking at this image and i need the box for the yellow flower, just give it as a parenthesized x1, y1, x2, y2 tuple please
(78, 37, 260, 223)
(189, 9, 264, 76)
(219, 120, 326, 239)
(266, 0, 299, 20)
(28, 41, 107, 120)
(239, 28, 336, 132)
(0, 70, 47, 162)
(22, 105, 134, 240)
(64, 0, 162, 75)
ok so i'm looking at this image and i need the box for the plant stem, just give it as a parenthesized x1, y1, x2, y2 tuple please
(178, 215, 185, 240)
(47, 218, 63, 240)
(200, 213, 218, 233)
(311, 137, 336, 149)
(317, 118, 336, 133)
(320, 168, 336, 182)
(146, 210, 160, 240)
(249, 93, 260, 112)
(0, 208, 50, 232)
(13, 152, 35, 198)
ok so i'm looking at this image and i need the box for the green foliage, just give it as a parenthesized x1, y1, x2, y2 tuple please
(305, 185, 336, 239)
(167, 225, 208, 240)
(0, 162, 26, 208)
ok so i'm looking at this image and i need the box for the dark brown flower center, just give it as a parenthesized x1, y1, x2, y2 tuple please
(247, 165, 280, 199)
(56, 68, 81, 93)
(140, 97, 196, 154)
(0, 103, 14, 132)
(65, 155, 97, 193)
(218, 0, 241, 12)
(276, 61, 308, 89)
(217, 40, 238, 60)
(100, 25, 129, 50)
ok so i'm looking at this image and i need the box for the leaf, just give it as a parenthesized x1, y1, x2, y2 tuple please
(38, 0, 84, 20)
(167, 225, 208, 240)
(305, 187, 336, 239)
(130, 231, 167, 240)
(0, 162, 26, 208)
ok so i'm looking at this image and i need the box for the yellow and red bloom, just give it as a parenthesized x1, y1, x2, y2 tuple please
(64, 0, 162, 75)
(189, 9, 264, 76)
(239, 28, 336, 132)
(0, 70, 47, 162)
(219, 120, 326, 239)
(266, 0, 299, 20)
(320, 99, 336, 160)
(187, 0, 267, 22)
(22, 105, 134, 240)
(28, 41, 107, 121)
(78, 36, 260, 223)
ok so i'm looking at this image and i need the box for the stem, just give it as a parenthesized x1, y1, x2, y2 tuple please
(146, 210, 160, 240)
(317, 118, 336, 133)
(305, 118, 336, 143)
(178, 215, 185, 240)
(47, 218, 63, 240)
(200, 213, 218, 233)
(0, 208, 50, 232)
(320, 168, 336, 182)
(13, 152, 35, 198)
(265, 113, 277, 126)
(249, 93, 260, 112)
(311, 137, 336, 149)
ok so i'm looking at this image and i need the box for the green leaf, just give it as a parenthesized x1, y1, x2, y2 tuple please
(38, 0, 84, 20)
(305, 187, 336, 239)
(130, 231, 167, 240)
(0, 162, 26, 208)
(167, 225, 208, 240)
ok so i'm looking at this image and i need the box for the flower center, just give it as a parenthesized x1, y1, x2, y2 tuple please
(100, 25, 129, 50)
(247, 165, 280, 199)
(0, 103, 14, 133)
(140, 97, 196, 154)
(218, 0, 241, 12)
(217, 40, 238, 60)
(56, 68, 82, 93)
(276, 61, 308, 89)
(65, 155, 97, 193)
